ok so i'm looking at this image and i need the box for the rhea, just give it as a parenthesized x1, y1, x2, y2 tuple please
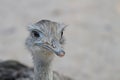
(26, 20, 71, 80)
(0, 20, 72, 80)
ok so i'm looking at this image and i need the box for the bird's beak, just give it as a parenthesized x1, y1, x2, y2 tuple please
(51, 46, 65, 57)
(35, 41, 65, 57)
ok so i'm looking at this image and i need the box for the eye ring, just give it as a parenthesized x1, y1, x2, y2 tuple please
(31, 30, 40, 38)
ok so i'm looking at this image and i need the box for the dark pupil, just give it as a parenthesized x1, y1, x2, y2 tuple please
(32, 31, 40, 38)
(61, 31, 63, 37)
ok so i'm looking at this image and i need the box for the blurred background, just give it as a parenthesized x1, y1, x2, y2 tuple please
(0, 0, 120, 80)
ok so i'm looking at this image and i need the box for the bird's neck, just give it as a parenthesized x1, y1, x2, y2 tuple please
(32, 51, 54, 80)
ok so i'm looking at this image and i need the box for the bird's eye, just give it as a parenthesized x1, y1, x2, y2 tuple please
(61, 31, 63, 37)
(31, 30, 40, 38)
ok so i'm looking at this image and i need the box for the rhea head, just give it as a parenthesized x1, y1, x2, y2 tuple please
(26, 20, 66, 62)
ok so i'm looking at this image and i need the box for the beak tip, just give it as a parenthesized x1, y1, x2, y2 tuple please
(57, 51, 65, 57)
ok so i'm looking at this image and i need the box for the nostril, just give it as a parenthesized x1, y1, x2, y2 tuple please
(51, 40, 56, 48)
(52, 44, 56, 48)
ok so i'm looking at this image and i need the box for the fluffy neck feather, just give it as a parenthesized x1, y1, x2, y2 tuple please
(32, 49, 54, 80)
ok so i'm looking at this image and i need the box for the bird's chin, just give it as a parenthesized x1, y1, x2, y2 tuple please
(32, 46, 54, 59)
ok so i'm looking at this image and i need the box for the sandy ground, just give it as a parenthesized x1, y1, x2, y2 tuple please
(0, 0, 120, 80)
